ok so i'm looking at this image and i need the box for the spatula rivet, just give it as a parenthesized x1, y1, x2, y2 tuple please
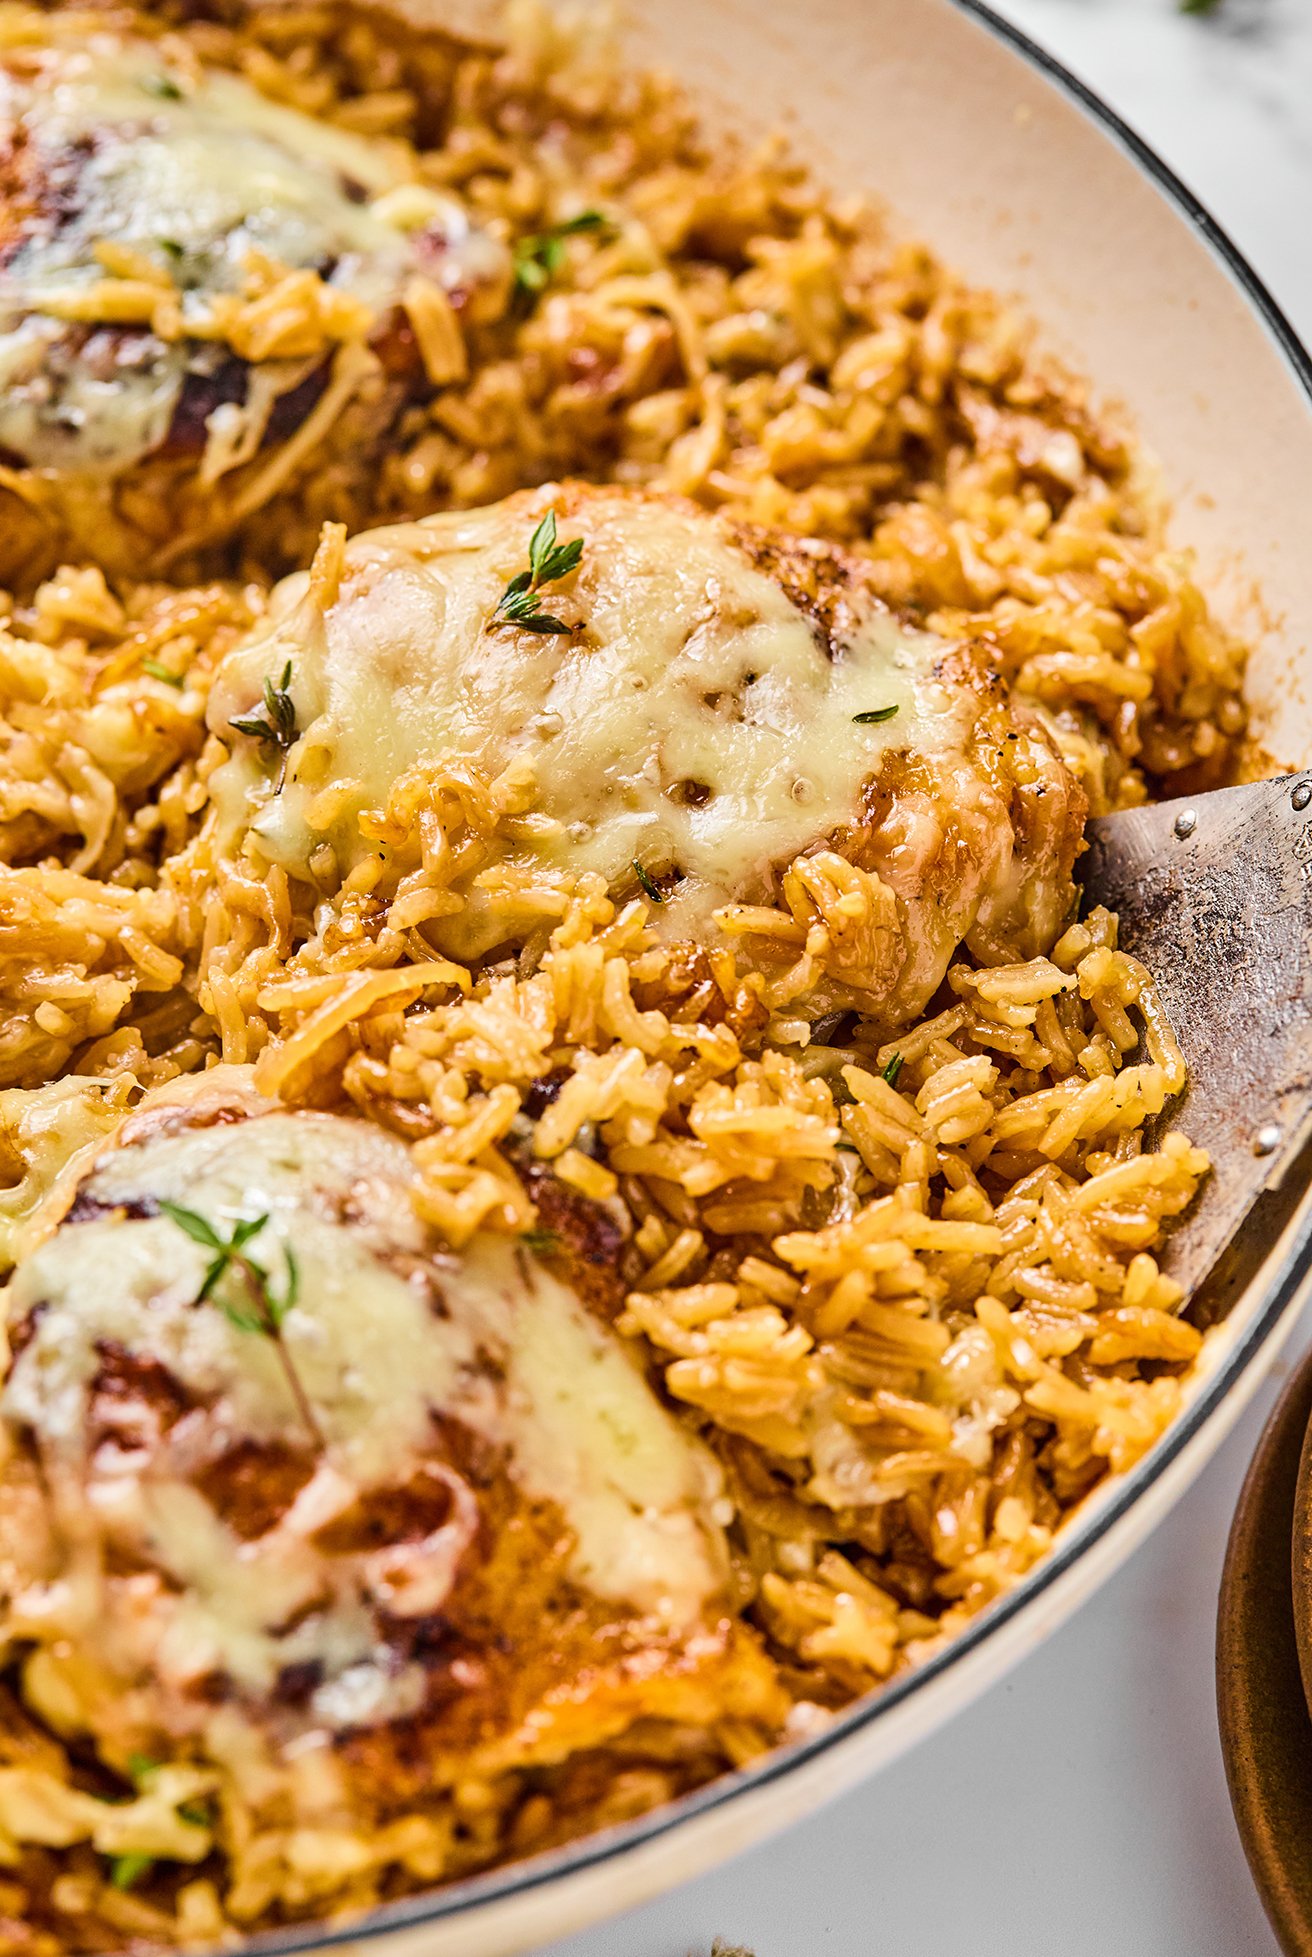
(1293, 782, 1312, 813)
(1255, 1125, 1282, 1157)
(1173, 809, 1197, 839)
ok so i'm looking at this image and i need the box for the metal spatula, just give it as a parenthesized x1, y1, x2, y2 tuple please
(1081, 770, 1312, 1314)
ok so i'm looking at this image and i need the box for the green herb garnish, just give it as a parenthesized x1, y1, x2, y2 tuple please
(141, 74, 183, 99)
(632, 861, 665, 905)
(159, 1203, 316, 1440)
(158, 238, 185, 261)
(853, 706, 899, 725)
(109, 1853, 155, 1891)
(1179, 0, 1220, 13)
(159, 1203, 288, 1318)
(520, 1228, 560, 1253)
(512, 210, 609, 306)
(491, 511, 583, 636)
(229, 659, 298, 790)
(125, 1754, 209, 1826)
(141, 658, 183, 687)
(881, 1052, 904, 1089)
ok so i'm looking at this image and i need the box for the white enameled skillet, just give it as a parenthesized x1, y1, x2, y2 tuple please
(234, 3, 1312, 1950)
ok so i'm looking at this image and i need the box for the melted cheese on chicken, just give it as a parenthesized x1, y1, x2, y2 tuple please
(209, 484, 1085, 1016)
(210, 485, 971, 948)
(0, 36, 504, 473)
(0, 1086, 733, 1749)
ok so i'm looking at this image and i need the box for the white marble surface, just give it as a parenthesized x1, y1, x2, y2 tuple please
(997, 0, 1312, 332)
(540, 6, 1312, 1955)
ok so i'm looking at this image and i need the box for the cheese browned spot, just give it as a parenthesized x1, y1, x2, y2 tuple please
(0, 33, 507, 478)
(209, 483, 1085, 1019)
(0, 1076, 778, 1811)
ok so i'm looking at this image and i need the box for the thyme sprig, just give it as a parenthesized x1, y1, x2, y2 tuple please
(159, 1202, 318, 1442)
(491, 511, 583, 636)
(512, 210, 609, 307)
(229, 659, 298, 791)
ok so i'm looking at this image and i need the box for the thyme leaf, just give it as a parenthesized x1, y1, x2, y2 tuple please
(512, 210, 609, 306)
(494, 588, 575, 635)
(530, 524, 583, 587)
(220, 1300, 267, 1335)
(490, 511, 583, 636)
(110, 1853, 155, 1891)
(881, 1051, 904, 1089)
(632, 860, 665, 904)
(270, 1244, 299, 1330)
(853, 705, 899, 725)
(158, 1201, 223, 1250)
(229, 659, 298, 791)
(141, 73, 182, 99)
(141, 657, 183, 687)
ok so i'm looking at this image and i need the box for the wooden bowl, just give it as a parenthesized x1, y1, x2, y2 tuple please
(1290, 1384, 1312, 1738)
(1217, 1341, 1312, 1956)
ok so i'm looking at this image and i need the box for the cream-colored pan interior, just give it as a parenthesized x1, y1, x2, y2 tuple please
(618, 0, 1312, 767)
